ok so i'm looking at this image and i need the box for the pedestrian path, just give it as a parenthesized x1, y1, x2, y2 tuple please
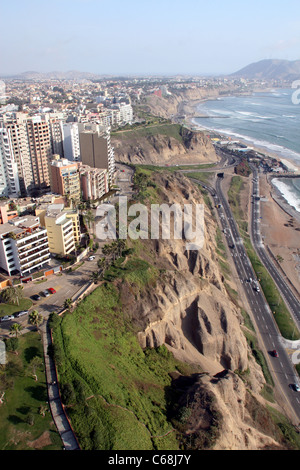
(41, 322, 80, 450)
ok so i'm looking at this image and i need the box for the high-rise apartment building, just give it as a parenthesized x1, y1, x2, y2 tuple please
(0, 127, 20, 197)
(79, 126, 115, 184)
(62, 122, 81, 161)
(48, 118, 64, 157)
(2, 114, 35, 195)
(26, 116, 52, 188)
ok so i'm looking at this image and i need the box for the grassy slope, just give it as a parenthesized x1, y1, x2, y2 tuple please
(53, 280, 199, 450)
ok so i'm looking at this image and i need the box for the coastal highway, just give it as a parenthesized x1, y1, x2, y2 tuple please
(250, 166, 300, 329)
(190, 175, 300, 424)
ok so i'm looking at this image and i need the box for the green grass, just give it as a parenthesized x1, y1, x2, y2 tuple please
(0, 331, 62, 450)
(104, 257, 159, 289)
(0, 298, 32, 317)
(112, 123, 185, 144)
(51, 282, 200, 450)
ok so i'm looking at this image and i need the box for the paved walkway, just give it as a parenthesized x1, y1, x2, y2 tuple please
(41, 322, 80, 450)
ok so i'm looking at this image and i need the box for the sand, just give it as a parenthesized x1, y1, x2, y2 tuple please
(259, 174, 300, 296)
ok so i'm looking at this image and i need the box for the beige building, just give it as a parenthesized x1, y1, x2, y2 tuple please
(44, 208, 75, 256)
(79, 165, 108, 201)
(27, 118, 53, 188)
(36, 203, 80, 254)
(50, 157, 81, 202)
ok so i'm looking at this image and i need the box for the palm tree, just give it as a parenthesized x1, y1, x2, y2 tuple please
(1, 285, 24, 306)
(63, 298, 73, 311)
(9, 323, 23, 337)
(13, 285, 24, 306)
(84, 209, 94, 230)
(90, 271, 101, 284)
(28, 310, 43, 328)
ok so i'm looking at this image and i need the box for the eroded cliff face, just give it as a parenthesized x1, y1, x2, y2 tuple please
(120, 170, 287, 450)
(112, 127, 217, 165)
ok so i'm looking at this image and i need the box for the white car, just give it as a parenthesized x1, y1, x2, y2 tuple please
(0, 315, 14, 322)
(88, 255, 96, 261)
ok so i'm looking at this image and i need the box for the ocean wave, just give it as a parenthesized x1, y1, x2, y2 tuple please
(191, 119, 300, 163)
(272, 179, 300, 213)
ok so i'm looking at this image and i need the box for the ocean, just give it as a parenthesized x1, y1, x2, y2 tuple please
(193, 89, 300, 213)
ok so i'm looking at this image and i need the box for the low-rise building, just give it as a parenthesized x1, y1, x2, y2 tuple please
(44, 208, 75, 256)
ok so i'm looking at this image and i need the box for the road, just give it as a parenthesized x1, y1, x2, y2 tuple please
(250, 166, 300, 328)
(190, 174, 300, 424)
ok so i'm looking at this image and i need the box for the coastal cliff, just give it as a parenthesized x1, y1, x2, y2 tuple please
(112, 125, 218, 165)
(119, 171, 289, 450)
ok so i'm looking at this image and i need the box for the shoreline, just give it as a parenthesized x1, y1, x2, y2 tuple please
(183, 95, 300, 220)
(267, 175, 300, 224)
(184, 92, 300, 173)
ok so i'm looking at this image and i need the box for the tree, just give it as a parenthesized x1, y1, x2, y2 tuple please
(39, 405, 47, 417)
(84, 209, 94, 231)
(9, 323, 23, 338)
(28, 310, 43, 328)
(1, 286, 24, 306)
(90, 271, 100, 284)
(63, 298, 73, 311)
(27, 356, 43, 381)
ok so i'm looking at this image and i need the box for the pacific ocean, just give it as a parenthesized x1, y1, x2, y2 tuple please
(193, 89, 300, 213)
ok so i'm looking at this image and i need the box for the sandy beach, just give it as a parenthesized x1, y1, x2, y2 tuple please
(259, 174, 300, 296)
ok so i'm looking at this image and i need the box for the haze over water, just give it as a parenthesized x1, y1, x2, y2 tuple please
(194, 89, 300, 213)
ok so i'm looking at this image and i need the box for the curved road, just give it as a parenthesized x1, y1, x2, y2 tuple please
(250, 166, 300, 328)
(190, 174, 300, 424)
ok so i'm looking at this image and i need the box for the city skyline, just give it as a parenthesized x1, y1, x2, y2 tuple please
(1, 0, 300, 76)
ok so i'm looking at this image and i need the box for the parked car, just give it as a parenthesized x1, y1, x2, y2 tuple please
(47, 287, 56, 294)
(14, 310, 28, 318)
(31, 294, 41, 301)
(88, 255, 96, 261)
(41, 290, 50, 297)
(0, 315, 14, 322)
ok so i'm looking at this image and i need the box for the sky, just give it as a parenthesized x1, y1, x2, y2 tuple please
(1, 0, 300, 76)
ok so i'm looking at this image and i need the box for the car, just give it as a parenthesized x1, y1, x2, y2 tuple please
(47, 288, 56, 294)
(88, 255, 95, 261)
(290, 383, 300, 392)
(31, 294, 41, 301)
(0, 315, 14, 322)
(41, 290, 50, 297)
(272, 350, 279, 358)
(14, 310, 28, 318)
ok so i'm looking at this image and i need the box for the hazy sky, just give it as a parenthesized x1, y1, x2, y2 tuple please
(1, 0, 300, 76)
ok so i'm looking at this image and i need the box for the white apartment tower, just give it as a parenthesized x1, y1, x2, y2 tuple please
(62, 122, 81, 161)
(0, 127, 20, 197)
